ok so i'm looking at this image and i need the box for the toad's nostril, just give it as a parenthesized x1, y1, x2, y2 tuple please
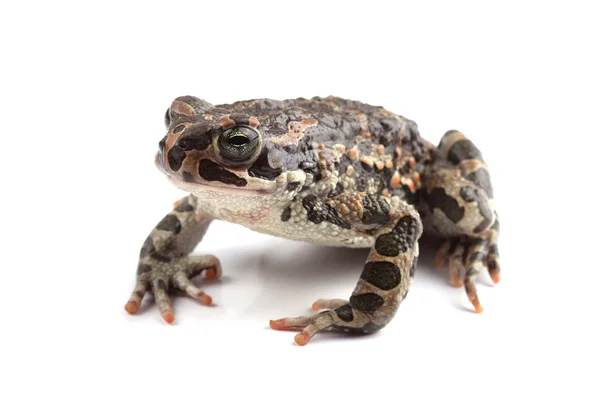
(177, 139, 191, 150)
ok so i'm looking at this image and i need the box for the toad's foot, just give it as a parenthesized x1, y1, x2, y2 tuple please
(124, 255, 221, 323)
(435, 233, 500, 313)
(270, 299, 384, 346)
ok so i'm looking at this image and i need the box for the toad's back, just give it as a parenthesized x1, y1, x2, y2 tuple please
(217, 96, 435, 205)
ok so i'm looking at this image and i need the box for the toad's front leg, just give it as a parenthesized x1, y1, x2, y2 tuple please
(271, 195, 422, 345)
(124, 195, 221, 323)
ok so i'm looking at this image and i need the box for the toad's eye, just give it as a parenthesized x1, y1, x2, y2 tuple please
(164, 109, 171, 128)
(218, 126, 260, 161)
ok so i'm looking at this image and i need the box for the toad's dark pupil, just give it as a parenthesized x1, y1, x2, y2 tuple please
(218, 126, 259, 162)
(228, 134, 249, 146)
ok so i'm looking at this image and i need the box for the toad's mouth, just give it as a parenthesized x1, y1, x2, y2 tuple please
(156, 154, 277, 196)
(166, 174, 277, 196)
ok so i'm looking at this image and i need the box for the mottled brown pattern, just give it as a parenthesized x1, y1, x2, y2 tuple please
(127, 95, 502, 346)
(163, 97, 435, 198)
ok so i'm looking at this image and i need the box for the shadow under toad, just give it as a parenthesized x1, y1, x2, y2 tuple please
(237, 236, 451, 319)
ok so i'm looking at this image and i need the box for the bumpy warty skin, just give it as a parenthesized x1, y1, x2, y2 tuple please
(125, 95, 501, 345)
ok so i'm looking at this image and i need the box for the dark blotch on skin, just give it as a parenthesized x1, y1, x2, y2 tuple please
(151, 253, 171, 263)
(177, 125, 211, 151)
(350, 293, 385, 313)
(282, 144, 297, 154)
(361, 261, 401, 291)
(287, 182, 301, 192)
(468, 251, 487, 264)
(488, 244, 499, 256)
(137, 263, 152, 276)
(374, 215, 419, 257)
(302, 195, 351, 229)
(156, 214, 182, 234)
(473, 197, 494, 233)
(458, 185, 495, 233)
(447, 139, 483, 165)
(474, 216, 493, 233)
(488, 259, 500, 271)
(157, 279, 168, 291)
(140, 236, 155, 258)
(299, 159, 321, 182)
(459, 186, 477, 202)
(248, 148, 283, 181)
(174, 198, 194, 212)
(426, 187, 465, 223)
(280, 206, 292, 222)
(335, 304, 354, 322)
(394, 215, 419, 246)
(362, 194, 390, 225)
(167, 146, 186, 172)
(199, 159, 247, 187)
(375, 233, 401, 257)
(465, 168, 494, 199)
(182, 171, 196, 182)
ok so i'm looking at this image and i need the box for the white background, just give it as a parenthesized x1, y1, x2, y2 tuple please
(1, 1, 598, 399)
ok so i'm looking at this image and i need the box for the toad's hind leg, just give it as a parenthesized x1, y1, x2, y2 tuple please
(421, 130, 500, 312)
(271, 194, 422, 345)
